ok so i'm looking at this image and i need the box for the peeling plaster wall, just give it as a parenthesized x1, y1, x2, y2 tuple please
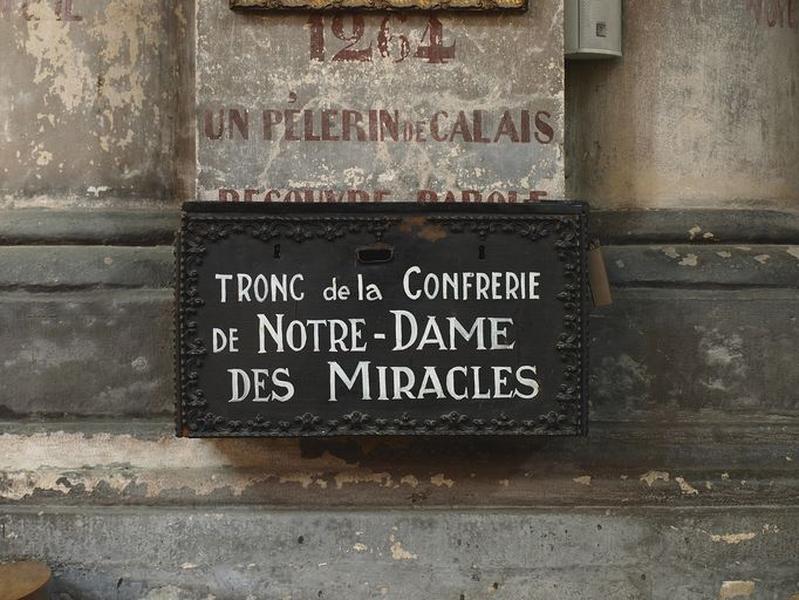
(0, 0, 190, 208)
(2, 0, 796, 210)
(566, 0, 799, 209)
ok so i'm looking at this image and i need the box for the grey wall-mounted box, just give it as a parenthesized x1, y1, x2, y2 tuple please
(565, 0, 623, 59)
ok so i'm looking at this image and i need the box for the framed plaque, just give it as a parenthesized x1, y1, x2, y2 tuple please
(176, 202, 588, 437)
(231, 0, 527, 10)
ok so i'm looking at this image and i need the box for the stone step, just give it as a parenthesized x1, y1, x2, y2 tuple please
(1, 506, 797, 599)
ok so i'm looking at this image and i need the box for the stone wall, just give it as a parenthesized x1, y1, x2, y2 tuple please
(566, 0, 799, 209)
(1, 1, 798, 598)
(0, 0, 192, 209)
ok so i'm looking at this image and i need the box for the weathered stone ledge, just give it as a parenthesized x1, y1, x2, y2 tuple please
(0, 209, 179, 246)
(591, 208, 799, 245)
(1, 243, 798, 290)
(0, 246, 173, 290)
(1, 506, 797, 598)
(2, 208, 798, 246)
(1, 420, 796, 508)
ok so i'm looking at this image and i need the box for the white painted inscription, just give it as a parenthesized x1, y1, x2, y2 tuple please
(210, 265, 544, 403)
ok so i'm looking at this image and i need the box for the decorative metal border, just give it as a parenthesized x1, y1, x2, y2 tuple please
(176, 207, 588, 437)
(230, 0, 528, 13)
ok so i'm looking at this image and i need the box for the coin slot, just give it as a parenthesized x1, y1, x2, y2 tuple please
(357, 246, 394, 264)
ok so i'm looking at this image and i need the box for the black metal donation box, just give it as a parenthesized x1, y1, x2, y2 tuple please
(176, 202, 588, 437)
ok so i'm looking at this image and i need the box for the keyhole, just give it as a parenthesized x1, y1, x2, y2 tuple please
(478, 245, 486, 260)
(274, 244, 281, 259)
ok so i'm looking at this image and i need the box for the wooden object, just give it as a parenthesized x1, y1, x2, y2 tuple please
(0, 561, 52, 600)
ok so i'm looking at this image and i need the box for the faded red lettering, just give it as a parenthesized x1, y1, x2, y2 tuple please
(768, 0, 785, 25)
(430, 112, 448, 142)
(307, 15, 325, 61)
(368, 110, 379, 142)
(342, 110, 367, 141)
(1, 0, 84, 21)
(56, 0, 81, 21)
(218, 188, 548, 205)
(303, 110, 320, 141)
(285, 190, 304, 202)
(449, 112, 473, 143)
(308, 15, 456, 64)
(527, 191, 547, 202)
(462, 190, 482, 203)
(747, 0, 764, 23)
(323, 190, 344, 202)
(379, 110, 399, 142)
(204, 110, 225, 140)
(214, 106, 557, 146)
(472, 111, 490, 143)
(417, 190, 437, 203)
(229, 109, 249, 140)
(377, 15, 411, 63)
(534, 111, 554, 144)
(331, 15, 372, 62)
(347, 190, 369, 202)
(219, 189, 240, 202)
(748, 0, 798, 28)
(321, 110, 339, 141)
(521, 110, 531, 143)
(284, 110, 301, 141)
(263, 110, 283, 140)
(415, 16, 455, 64)
(415, 121, 426, 142)
(494, 111, 520, 143)
(402, 121, 414, 142)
